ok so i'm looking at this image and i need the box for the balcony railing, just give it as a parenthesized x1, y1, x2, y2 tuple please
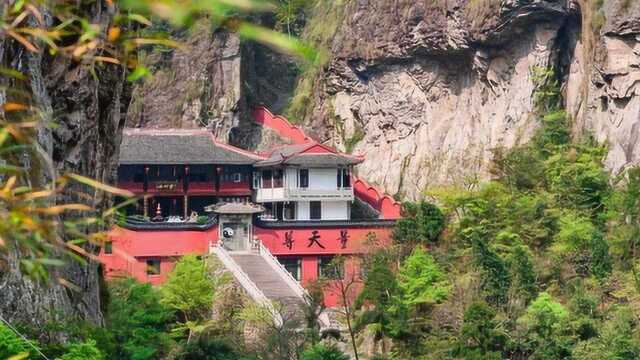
(287, 187, 353, 200)
(255, 187, 354, 202)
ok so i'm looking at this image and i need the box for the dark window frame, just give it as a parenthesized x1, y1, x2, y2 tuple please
(146, 259, 161, 275)
(309, 201, 322, 220)
(278, 257, 302, 281)
(104, 241, 113, 255)
(299, 169, 309, 188)
(318, 256, 343, 279)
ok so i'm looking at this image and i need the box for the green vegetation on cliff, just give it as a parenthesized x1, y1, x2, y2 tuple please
(346, 69, 640, 359)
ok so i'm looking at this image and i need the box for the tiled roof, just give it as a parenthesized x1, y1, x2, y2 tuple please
(119, 129, 263, 165)
(254, 143, 363, 168)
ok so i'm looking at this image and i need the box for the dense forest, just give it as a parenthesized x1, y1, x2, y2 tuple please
(3, 0, 640, 359)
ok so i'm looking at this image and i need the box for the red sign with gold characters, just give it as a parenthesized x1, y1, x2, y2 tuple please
(156, 182, 178, 191)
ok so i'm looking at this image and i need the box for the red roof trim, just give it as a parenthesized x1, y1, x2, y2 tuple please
(207, 133, 266, 160)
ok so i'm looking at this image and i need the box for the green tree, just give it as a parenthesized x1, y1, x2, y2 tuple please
(552, 214, 611, 279)
(515, 292, 572, 359)
(175, 337, 253, 360)
(572, 307, 640, 360)
(106, 278, 174, 360)
(57, 340, 104, 360)
(466, 229, 510, 306)
(455, 302, 504, 359)
(301, 343, 349, 360)
(397, 246, 451, 309)
(508, 244, 538, 303)
(161, 255, 216, 341)
(393, 201, 445, 245)
(0, 323, 35, 359)
(355, 254, 406, 339)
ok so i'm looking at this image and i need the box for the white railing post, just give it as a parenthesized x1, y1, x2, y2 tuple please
(210, 244, 282, 326)
(258, 241, 307, 299)
(257, 241, 331, 329)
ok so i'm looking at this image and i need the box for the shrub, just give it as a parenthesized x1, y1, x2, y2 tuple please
(105, 279, 174, 360)
(57, 340, 104, 360)
(301, 343, 349, 360)
(393, 201, 445, 244)
(174, 337, 251, 360)
(0, 323, 34, 359)
(456, 301, 505, 358)
(397, 246, 451, 308)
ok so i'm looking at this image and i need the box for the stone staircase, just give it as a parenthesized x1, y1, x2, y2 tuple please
(230, 253, 305, 322)
(211, 243, 332, 330)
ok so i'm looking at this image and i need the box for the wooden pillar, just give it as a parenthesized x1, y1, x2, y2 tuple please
(143, 165, 149, 192)
(184, 165, 189, 193)
(143, 195, 149, 217)
(184, 195, 188, 218)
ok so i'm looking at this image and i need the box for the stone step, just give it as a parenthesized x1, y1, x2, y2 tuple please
(229, 253, 305, 320)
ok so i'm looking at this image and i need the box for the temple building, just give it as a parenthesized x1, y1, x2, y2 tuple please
(99, 108, 401, 307)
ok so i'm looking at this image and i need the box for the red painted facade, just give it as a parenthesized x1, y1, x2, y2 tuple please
(99, 108, 401, 308)
(100, 224, 390, 306)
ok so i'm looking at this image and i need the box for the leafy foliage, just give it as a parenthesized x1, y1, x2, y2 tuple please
(161, 255, 216, 331)
(355, 253, 407, 339)
(300, 343, 349, 360)
(393, 201, 445, 245)
(56, 340, 104, 360)
(105, 279, 174, 360)
(174, 337, 253, 360)
(397, 246, 451, 308)
(455, 302, 505, 359)
(0, 323, 34, 359)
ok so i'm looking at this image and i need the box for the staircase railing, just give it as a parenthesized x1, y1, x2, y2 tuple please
(210, 243, 282, 325)
(258, 241, 307, 299)
(257, 241, 332, 330)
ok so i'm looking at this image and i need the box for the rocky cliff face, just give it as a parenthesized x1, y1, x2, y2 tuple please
(122, 0, 640, 201)
(566, 1, 640, 176)
(299, 0, 640, 200)
(0, 1, 129, 335)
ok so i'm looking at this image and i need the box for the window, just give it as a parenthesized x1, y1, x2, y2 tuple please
(273, 169, 283, 188)
(310, 201, 322, 220)
(299, 169, 309, 188)
(283, 202, 296, 220)
(278, 257, 302, 281)
(262, 202, 275, 220)
(253, 172, 260, 189)
(318, 256, 343, 279)
(337, 168, 350, 188)
(262, 170, 273, 188)
(104, 241, 112, 255)
(233, 173, 242, 183)
(146, 259, 161, 275)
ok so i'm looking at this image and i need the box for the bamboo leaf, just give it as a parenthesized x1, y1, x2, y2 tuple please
(126, 66, 150, 82)
(57, 277, 82, 292)
(8, 352, 29, 360)
(0, 67, 26, 80)
(128, 13, 153, 26)
(32, 204, 92, 215)
(65, 172, 134, 197)
(19, 189, 54, 201)
(6, 29, 39, 52)
(93, 56, 121, 64)
(35, 258, 65, 266)
(2, 102, 29, 112)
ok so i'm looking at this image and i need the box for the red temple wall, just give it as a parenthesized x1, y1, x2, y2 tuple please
(99, 224, 391, 307)
(254, 226, 391, 255)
